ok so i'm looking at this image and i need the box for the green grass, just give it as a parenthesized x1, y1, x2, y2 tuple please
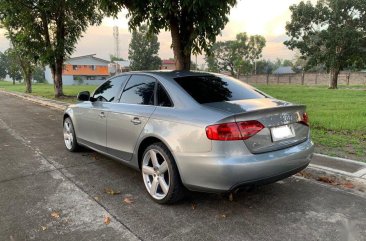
(1, 81, 365, 161)
(254, 84, 366, 161)
(0, 81, 97, 103)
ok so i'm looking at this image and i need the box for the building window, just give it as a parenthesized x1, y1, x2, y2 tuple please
(72, 65, 78, 70)
(91, 65, 96, 70)
(86, 76, 96, 80)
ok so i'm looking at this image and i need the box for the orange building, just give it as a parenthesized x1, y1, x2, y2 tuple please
(45, 54, 110, 85)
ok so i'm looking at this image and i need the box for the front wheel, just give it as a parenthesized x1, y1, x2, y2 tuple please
(141, 143, 185, 204)
(63, 117, 79, 152)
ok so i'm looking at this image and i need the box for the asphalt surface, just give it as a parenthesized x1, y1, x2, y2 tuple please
(0, 93, 365, 241)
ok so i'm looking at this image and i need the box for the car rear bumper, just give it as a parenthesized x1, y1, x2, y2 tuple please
(175, 139, 314, 193)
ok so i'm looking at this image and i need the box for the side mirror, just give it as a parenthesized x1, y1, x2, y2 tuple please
(77, 91, 90, 101)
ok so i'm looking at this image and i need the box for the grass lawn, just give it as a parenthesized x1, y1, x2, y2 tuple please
(1, 81, 365, 161)
(254, 84, 366, 162)
(0, 81, 97, 103)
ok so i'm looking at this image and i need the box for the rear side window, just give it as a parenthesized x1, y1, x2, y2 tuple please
(120, 75, 156, 105)
(174, 75, 264, 104)
(157, 84, 173, 107)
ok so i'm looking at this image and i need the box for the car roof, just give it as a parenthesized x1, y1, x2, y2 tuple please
(117, 70, 218, 79)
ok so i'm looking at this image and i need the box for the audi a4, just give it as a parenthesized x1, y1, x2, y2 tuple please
(63, 71, 314, 204)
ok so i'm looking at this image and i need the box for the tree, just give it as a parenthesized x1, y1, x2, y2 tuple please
(0, 0, 103, 97)
(206, 53, 220, 73)
(256, 60, 275, 74)
(0, 52, 7, 79)
(110, 55, 125, 62)
(33, 66, 47, 83)
(128, 25, 161, 70)
(101, 0, 237, 70)
(3, 48, 25, 86)
(285, 0, 366, 89)
(5, 38, 36, 92)
(204, 32, 266, 76)
(282, 59, 293, 67)
(0, 6, 38, 92)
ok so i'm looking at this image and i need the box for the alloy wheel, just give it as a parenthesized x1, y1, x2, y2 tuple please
(63, 119, 74, 150)
(142, 149, 170, 200)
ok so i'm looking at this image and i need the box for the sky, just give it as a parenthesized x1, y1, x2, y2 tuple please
(0, 0, 315, 66)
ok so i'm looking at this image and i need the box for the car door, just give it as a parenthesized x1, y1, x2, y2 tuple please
(75, 76, 126, 151)
(106, 74, 157, 161)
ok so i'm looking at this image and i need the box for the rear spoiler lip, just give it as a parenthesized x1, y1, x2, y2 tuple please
(215, 104, 307, 124)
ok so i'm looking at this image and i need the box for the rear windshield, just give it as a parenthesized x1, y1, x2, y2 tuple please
(174, 75, 265, 104)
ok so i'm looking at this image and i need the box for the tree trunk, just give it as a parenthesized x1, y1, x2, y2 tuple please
(301, 71, 305, 85)
(315, 72, 318, 85)
(54, 58, 64, 97)
(329, 68, 339, 89)
(23, 68, 32, 93)
(169, 13, 191, 70)
(53, 0, 65, 98)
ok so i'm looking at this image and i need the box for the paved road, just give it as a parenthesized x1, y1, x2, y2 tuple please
(0, 93, 365, 241)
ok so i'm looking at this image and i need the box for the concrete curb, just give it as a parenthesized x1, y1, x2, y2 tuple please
(300, 165, 366, 194)
(1, 89, 365, 193)
(0, 89, 69, 111)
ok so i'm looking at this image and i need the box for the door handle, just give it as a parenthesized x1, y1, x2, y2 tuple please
(131, 117, 141, 125)
(99, 112, 105, 118)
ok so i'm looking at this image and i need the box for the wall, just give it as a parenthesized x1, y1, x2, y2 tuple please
(59, 76, 105, 86)
(44, 66, 106, 86)
(63, 64, 109, 76)
(240, 72, 366, 86)
(160, 64, 176, 70)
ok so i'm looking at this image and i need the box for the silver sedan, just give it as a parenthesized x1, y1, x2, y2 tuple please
(63, 71, 314, 204)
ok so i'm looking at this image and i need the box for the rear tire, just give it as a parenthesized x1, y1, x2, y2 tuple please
(63, 117, 80, 152)
(141, 143, 185, 204)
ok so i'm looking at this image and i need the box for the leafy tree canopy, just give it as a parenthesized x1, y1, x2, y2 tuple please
(205, 32, 266, 76)
(3, 49, 23, 83)
(101, 0, 237, 70)
(285, 0, 366, 88)
(0, 0, 104, 96)
(128, 25, 161, 70)
(0, 52, 7, 79)
(110, 55, 125, 62)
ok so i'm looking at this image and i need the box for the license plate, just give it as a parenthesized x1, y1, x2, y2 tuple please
(271, 125, 295, 141)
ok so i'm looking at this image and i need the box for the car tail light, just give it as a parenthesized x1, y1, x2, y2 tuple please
(237, 121, 265, 140)
(301, 112, 309, 126)
(206, 120, 264, 141)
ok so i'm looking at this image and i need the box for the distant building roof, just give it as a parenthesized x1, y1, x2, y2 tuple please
(115, 60, 130, 68)
(273, 66, 295, 75)
(66, 54, 110, 64)
(162, 59, 175, 65)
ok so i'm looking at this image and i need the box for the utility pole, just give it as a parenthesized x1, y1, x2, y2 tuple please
(113, 26, 120, 59)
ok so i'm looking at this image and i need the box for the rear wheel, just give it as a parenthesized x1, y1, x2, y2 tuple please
(63, 117, 79, 152)
(141, 143, 185, 204)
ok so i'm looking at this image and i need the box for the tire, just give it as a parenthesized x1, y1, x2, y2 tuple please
(141, 143, 185, 204)
(63, 117, 80, 152)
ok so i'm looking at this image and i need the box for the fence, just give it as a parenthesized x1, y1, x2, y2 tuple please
(239, 72, 366, 86)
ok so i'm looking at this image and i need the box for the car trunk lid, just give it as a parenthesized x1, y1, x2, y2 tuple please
(203, 98, 309, 154)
